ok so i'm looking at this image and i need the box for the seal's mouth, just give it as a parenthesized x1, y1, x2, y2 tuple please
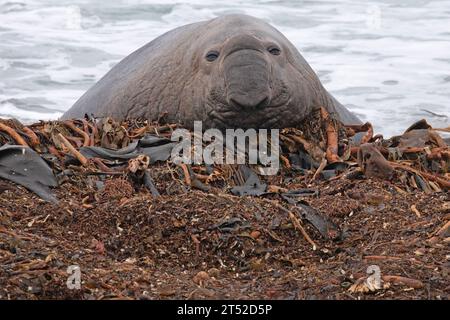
(207, 97, 291, 129)
(209, 109, 282, 129)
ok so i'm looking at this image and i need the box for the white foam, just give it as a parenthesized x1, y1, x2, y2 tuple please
(0, 101, 62, 122)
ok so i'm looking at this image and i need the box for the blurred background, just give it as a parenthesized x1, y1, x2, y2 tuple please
(0, 0, 449, 136)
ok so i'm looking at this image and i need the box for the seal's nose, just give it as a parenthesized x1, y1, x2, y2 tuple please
(224, 35, 271, 111)
(229, 94, 270, 110)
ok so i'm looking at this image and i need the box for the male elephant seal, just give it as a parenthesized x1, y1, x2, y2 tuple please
(62, 14, 361, 129)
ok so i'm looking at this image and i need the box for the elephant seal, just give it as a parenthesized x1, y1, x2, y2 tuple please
(62, 14, 361, 129)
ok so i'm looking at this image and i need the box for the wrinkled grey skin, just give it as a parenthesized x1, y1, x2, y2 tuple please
(62, 14, 361, 129)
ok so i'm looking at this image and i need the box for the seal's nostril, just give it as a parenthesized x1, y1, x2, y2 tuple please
(229, 98, 242, 110)
(255, 96, 269, 109)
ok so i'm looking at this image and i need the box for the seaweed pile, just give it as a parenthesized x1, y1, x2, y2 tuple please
(0, 108, 448, 299)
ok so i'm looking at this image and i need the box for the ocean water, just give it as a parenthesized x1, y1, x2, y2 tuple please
(0, 0, 449, 136)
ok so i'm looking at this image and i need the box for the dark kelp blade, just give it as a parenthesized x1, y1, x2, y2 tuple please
(0, 144, 58, 203)
(230, 165, 267, 196)
(79, 134, 176, 164)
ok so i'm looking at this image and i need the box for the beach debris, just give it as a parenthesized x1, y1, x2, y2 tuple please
(193, 271, 210, 286)
(357, 143, 394, 179)
(349, 265, 386, 293)
(295, 203, 342, 240)
(0, 111, 448, 299)
(230, 165, 267, 196)
(0, 145, 58, 203)
(381, 275, 424, 289)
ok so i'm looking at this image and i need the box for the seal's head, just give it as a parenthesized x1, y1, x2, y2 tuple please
(186, 14, 330, 129)
(63, 14, 360, 128)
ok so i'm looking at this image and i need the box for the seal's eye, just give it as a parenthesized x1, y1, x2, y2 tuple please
(268, 46, 281, 55)
(206, 51, 219, 62)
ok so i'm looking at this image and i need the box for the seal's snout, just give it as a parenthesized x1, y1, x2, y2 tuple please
(223, 35, 272, 111)
(229, 94, 270, 110)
